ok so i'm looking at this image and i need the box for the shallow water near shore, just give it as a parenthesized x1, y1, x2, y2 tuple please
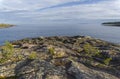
(0, 23, 120, 45)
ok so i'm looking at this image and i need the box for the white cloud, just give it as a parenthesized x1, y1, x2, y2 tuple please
(0, 0, 120, 23)
(16, 0, 120, 19)
(0, 0, 81, 11)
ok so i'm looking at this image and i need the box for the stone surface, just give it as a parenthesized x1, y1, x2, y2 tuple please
(0, 36, 120, 79)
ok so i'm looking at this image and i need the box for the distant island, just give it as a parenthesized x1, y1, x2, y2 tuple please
(0, 23, 14, 28)
(102, 22, 120, 26)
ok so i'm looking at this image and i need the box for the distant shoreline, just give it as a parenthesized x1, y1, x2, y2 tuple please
(0, 23, 15, 28)
(102, 22, 120, 27)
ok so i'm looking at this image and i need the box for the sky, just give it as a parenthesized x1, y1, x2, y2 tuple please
(0, 0, 120, 24)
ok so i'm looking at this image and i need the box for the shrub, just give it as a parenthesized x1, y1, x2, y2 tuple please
(103, 57, 112, 65)
(83, 43, 100, 56)
(48, 47, 66, 58)
(28, 52, 37, 60)
(17, 55, 23, 60)
(0, 58, 6, 63)
(48, 47, 55, 55)
(0, 41, 14, 63)
(2, 41, 14, 59)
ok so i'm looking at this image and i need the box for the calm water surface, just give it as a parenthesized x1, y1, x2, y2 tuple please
(0, 23, 120, 45)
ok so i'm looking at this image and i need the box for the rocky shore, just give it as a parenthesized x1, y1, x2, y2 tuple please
(0, 36, 120, 79)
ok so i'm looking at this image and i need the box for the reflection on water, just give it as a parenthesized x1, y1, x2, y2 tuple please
(0, 23, 120, 45)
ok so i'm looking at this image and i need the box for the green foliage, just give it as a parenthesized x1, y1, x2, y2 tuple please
(83, 43, 100, 56)
(2, 41, 14, 58)
(0, 41, 14, 63)
(103, 57, 112, 65)
(48, 47, 55, 55)
(28, 52, 37, 60)
(0, 58, 7, 64)
(96, 63, 105, 68)
(17, 55, 23, 60)
(93, 49, 112, 65)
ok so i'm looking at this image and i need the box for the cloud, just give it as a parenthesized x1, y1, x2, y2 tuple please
(0, 0, 120, 23)
(0, 0, 82, 11)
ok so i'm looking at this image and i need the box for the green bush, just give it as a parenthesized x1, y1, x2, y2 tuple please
(83, 43, 100, 56)
(48, 47, 55, 55)
(28, 52, 37, 60)
(1, 41, 14, 59)
(103, 57, 112, 65)
(0, 41, 15, 64)
(17, 55, 23, 60)
(0, 58, 6, 63)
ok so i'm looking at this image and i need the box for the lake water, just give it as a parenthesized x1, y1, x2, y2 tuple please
(0, 23, 120, 45)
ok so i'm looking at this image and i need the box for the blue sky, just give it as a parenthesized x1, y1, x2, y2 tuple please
(0, 0, 120, 24)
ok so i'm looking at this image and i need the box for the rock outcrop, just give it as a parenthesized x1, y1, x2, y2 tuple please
(0, 36, 120, 79)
